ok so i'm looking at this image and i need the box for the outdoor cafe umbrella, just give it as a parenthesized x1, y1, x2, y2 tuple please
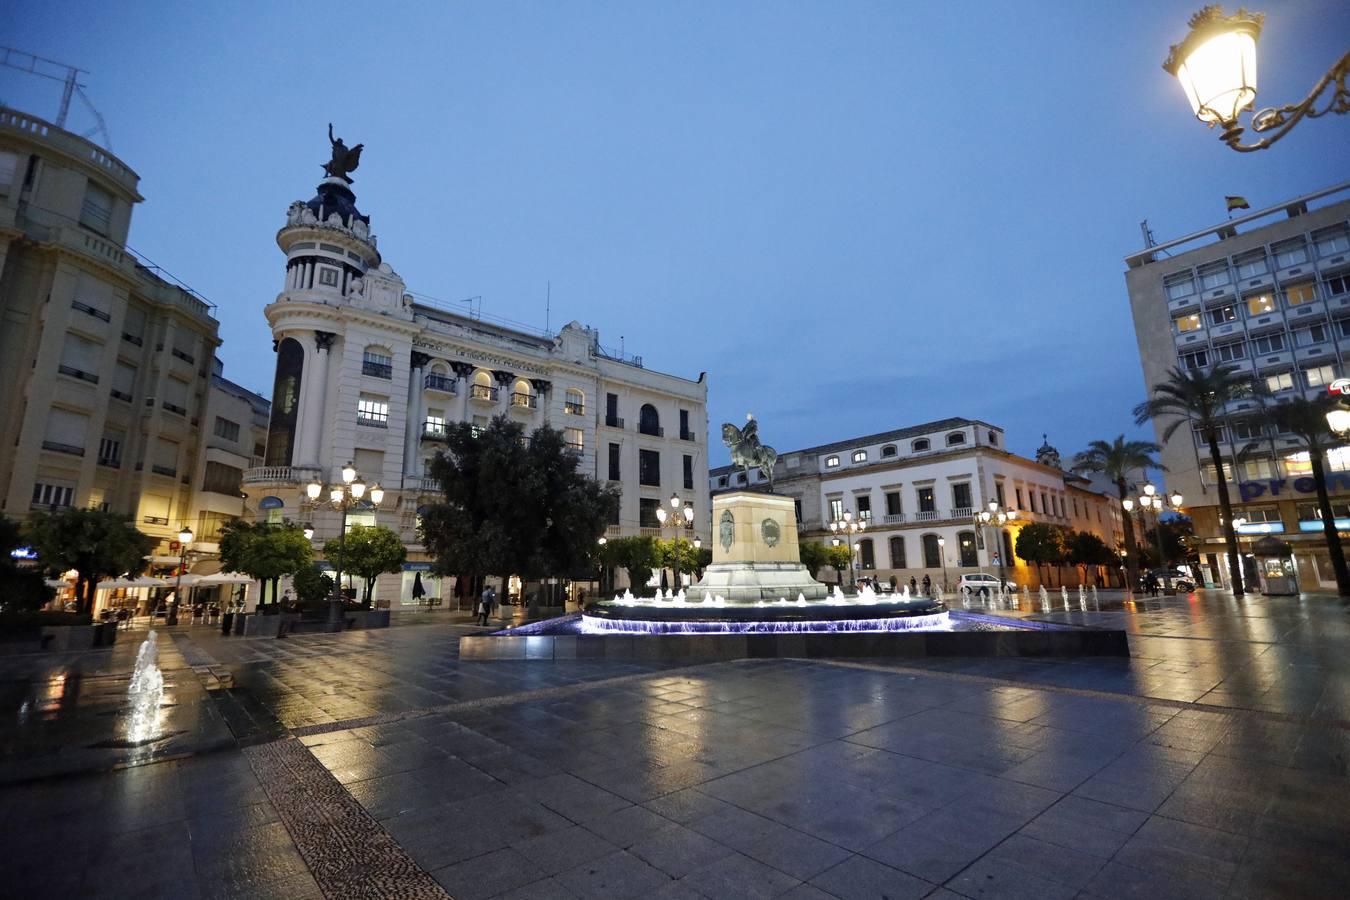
(96, 575, 169, 590)
(195, 572, 253, 585)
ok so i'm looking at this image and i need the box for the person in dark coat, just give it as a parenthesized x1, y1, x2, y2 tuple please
(921, 574, 932, 597)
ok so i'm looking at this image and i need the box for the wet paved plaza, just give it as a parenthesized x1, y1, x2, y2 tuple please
(2, 589, 1348, 898)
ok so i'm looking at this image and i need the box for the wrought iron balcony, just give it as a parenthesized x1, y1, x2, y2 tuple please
(362, 360, 393, 379)
(510, 392, 538, 409)
(470, 384, 498, 402)
(424, 373, 457, 394)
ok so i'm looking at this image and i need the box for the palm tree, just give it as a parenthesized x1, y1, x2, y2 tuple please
(1072, 435, 1161, 595)
(1266, 395, 1350, 597)
(1134, 365, 1255, 596)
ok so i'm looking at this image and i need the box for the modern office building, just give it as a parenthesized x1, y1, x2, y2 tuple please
(0, 107, 225, 570)
(711, 419, 1125, 590)
(1124, 183, 1350, 589)
(243, 159, 709, 605)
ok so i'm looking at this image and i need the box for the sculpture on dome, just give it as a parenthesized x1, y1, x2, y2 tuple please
(723, 413, 778, 489)
(322, 123, 364, 183)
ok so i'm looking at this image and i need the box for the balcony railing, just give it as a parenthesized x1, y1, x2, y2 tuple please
(357, 414, 389, 428)
(171, 347, 196, 365)
(71, 300, 111, 322)
(882, 513, 905, 524)
(97, 456, 121, 468)
(110, 389, 133, 402)
(679, 430, 697, 442)
(914, 510, 938, 522)
(161, 401, 187, 416)
(42, 440, 84, 456)
(151, 464, 177, 477)
(424, 373, 457, 393)
(422, 422, 448, 441)
(952, 506, 973, 519)
(605, 415, 624, 428)
(565, 401, 585, 415)
(362, 360, 393, 379)
(470, 384, 498, 402)
(121, 332, 143, 346)
(57, 364, 99, 384)
(242, 465, 321, 485)
(510, 392, 538, 409)
(639, 423, 664, 437)
(143, 515, 170, 526)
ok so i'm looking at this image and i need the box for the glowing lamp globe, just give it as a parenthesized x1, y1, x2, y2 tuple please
(369, 484, 384, 505)
(178, 526, 193, 545)
(341, 462, 357, 484)
(306, 481, 323, 500)
(1326, 407, 1350, 435)
(350, 477, 366, 500)
(1164, 7, 1263, 125)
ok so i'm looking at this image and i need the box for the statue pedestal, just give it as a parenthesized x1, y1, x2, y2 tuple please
(692, 491, 828, 602)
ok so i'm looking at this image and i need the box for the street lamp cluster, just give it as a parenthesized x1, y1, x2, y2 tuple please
(655, 493, 700, 590)
(974, 501, 1016, 588)
(1164, 6, 1349, 152)
(306, 462, 383, 626)
(1123, 483, 1183, 590)
(828, 511, 866, 590)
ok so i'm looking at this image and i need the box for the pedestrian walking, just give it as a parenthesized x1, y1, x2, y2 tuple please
(909, 576, 917, 595)
(921, 574, 932, 597)
(478, 585, 493, 626)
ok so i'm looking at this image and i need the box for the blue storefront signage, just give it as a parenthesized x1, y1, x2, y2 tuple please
(1239, 473, 1350, 502)
(1299, 518, 1350, 532)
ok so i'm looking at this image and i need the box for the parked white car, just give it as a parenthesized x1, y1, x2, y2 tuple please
(955, 573, 1016, 596)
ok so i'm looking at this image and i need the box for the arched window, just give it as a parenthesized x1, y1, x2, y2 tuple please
(912, 439, 930, 453)
(824, 456, 840, 468)
(889, 536, 906, 569)
(958, 530, 978, 567)
(921, 533, 942, 569)
(361, 346, 393, 379)
(511, 378, 536, 409)
(639, 403, 661, 436)
(852, 450, 867, 463)
(881, 445, 897, 458)
(988, 431, 999, 446)
(471, 369, 495, 402)
(260, 495, 285, 525)
(424, 362, 453, 393)
(946, 432, 966, 446)
(858, 538, 875, 570)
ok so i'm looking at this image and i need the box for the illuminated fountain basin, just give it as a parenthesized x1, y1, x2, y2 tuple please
(580, 589, 950, 634)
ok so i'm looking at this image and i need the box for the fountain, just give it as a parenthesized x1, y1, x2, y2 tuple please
(1078, 585, 1087, 610)
(1039, 585, 1050, 612)
(126, 631, 165, 745)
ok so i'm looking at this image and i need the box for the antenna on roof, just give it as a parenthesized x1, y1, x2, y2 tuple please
(0, 47, 112, 149)
(545, 280, 551, 334)
(1140, 220, 1156, 248)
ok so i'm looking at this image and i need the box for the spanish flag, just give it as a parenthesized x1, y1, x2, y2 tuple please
(1226, 196, 1251, 212)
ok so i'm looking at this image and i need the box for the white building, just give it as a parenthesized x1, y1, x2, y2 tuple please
(243, 161, 708, 606)
(1124, 183, 1350, 588)
(712, 419, 1125, 589)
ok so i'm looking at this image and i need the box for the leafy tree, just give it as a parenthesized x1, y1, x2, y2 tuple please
(420, 416, 617, 596)
(291, 564, 335, 610)
(1265, 396, 1350, 596)
(24, 509, 156, 616)
(823, 544, 853, 586)
(1134, 365, 1256, 596)
(600, 535, 660, 595)
(1066, 530, 1116, 586)
(657, 538, 704, 586)
(0, 515, 54, 614)
(219, 520, 313, 610)
(799, 541, 830, 579)
(1015, 522, 1067, 588)
(324, 524, 406, 608)
(1072, 435, 1162, 596)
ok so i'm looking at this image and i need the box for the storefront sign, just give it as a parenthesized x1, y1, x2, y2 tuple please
(402, 562, 433, 571)
(1236, 521, 1284, 534)
(1238, 473, 1350, 502)
(1299, 518, 1350, 532)
(9, 546, 37, 560)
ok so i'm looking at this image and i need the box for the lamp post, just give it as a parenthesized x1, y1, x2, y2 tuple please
(167, 525, 193, 625)
(1137, 484, 1185, 592)
(1163, 6, 1349, 152)
(974, 501, 1017, 589)
(937, 536, 948, 591)
(655, 494, 695, 592)
(307, 462, 384, 629)
(828, 510, 866, 591)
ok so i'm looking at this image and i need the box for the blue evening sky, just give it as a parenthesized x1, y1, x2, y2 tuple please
(8, 1, 1349, 466)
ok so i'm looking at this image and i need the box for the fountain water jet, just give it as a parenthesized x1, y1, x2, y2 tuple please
(126, 631, 165, 745)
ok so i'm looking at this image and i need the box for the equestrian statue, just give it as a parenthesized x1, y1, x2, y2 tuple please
(722, 413, 778, 490)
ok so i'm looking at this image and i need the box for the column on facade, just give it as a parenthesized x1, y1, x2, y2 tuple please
(492, 369, 514, 415)
(296, 331, 335, 468)
(405, 351, 430, 478)
(450, 362, 474, 422)
(530, 379, 551, 423)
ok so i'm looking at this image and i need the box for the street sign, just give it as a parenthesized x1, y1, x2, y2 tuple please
(1328, 378, 1350, 396)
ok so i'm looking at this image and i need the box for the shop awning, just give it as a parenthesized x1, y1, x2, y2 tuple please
(97, 575, 169, 590)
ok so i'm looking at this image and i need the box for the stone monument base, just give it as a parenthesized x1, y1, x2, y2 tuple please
(693, 561, 829, 602)
(690, 490, 829, 603)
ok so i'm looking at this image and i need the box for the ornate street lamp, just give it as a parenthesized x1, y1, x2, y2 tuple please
(306, 462, 383, 629)
(1163, 6, 1349, 152)
(828, 510, 866, 591)
(167, 525, 193, 625)
(936, 536, 948, 592)
(656, 497, 696, 592)
(974, 501, 1016, 589)
(1137, 484, 1186, 592)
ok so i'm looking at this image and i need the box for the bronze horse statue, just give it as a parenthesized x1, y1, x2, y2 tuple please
(723, 415, 777, 489)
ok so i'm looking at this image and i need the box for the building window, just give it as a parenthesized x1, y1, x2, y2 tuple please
(638, 403, 661, 436)
(717, 475, 727, 488)
(1305, 365, 1337, 387)
(912, 439, 930, 453)
(683, 454, 694, 490)
(1242, 456, 1277, 480)
(828, 498, 844, 522)
(1251, 333, 1285, 354)
(1180, 349, 1209, 370)
(917, 487, 935, 513)
(203, 461, 243, 495)
(889, 536, 906, 569)
(858, 539, 875, 570)
(856, 495, 871, 522)
(1164, 274, 1195, 300)
(32, 483, 74, 509)
(639, 449, 660, 486)
(824, 456, 839, 468)
(565, 389, 585, 415)
(639, 498, 661, 528)
(362, 349, 393, 379)
(794, 498, 802, 522)
(1174, 313, 1202, 333)
(1198, 262, 1230, 290)
(98, 436, 122, 466)
(852, 450, 867, 463)
(1214, 340, 1247, 362)
(1235, 251, 1268, 278)
(563, 427, 583, 451)
(679, 409, 693, 441)
(995, 482, 1006, 507)
(1029, 492, 1037, 513)
(885, 492, 902, 516)
(1273, 239, 1309, 269)
(1324, 274, 1350, 298)
(1200, 461, 1235, 483)
(1266, 372, 1295, 393)
(357, 396, 389, 427)
(1206, 305, 1237, 326)
(1297, 501, 1350, 522)
(1040, 492, 1049, 514)
(1015, 487, 1024, 509)
(958, 531, 978, 567)
(1002, 530, 1014, 565)
(1230, 419, 1263, 441)
(1285, 282, 1317, 306)
(80, 182, 112, 234)
(1314, 226, 1350, 257)
(946, 432, 966, 446)
(608, 443, 621, 481)
(605, 393, 621, 427)
(1294, 323, 1330, 347)
(952, 483, 972, 511)
(1245, 294, 1277, 316)
(318, 267, 340, 287)
(921, 534, 942, 569)
(881, 445, 897, 458)
(213, 417, 241, 442)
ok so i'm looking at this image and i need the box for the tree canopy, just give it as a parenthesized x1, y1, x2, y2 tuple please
(598, 535, 660, 595)
(25, 509, 156, 615)
(1072, 434, 1161, 595)
(1015, 522, 1068, 587)
(1065, 530, 1116, 585)
(219, 519, 313, 608)
(419, 416, 619, 589)
(324, 523, 406, 607)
